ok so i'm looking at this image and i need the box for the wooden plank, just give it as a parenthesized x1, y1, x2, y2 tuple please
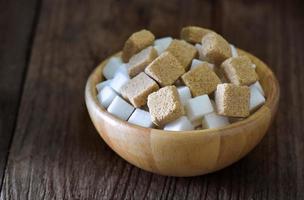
(0, 0, 213, 199)
(209, 0, 304, 199)
(0, 0, 40, 189)
(1, 0, 304, 199)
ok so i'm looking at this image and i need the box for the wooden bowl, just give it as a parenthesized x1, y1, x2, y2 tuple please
(85, 49, 280, 177)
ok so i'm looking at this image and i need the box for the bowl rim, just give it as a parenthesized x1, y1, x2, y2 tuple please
(85, 49, 280, 135)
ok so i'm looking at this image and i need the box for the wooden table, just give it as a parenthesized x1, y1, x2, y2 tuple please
(0, 0, 303, 199)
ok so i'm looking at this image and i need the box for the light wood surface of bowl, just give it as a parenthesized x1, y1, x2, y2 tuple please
(85, 49, 279, 177)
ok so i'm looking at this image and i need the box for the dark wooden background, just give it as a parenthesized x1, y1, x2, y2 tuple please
(0, 0, 303, 199)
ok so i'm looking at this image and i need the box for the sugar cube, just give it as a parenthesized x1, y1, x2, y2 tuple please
(115, 63, 129, 78)
(190, 59, 214, 70)
(109, 72, 130, 94)
(154, 45, 164, 56)
(164, 116, 194, 131)
(185, 95, 214, 121)
(145, 52, 185, 86)
(202, 112, 230, 129)
(221, 56, 258, 86)
(103, 57, 123, 80)
(128, 46, 158, 77)
(250, 81, 265, 96)
(128, 108, 154, 128)
(96, 79, 112, 93)
(180, 26, 213, 44)
(107, 96, 135, 120)
(201, 32, 232, 65)
(122, 29, 155, 62)
(177, 86, 192, 105)
(97, 86, 118, 108)
(154, 37, 173, 55)
(230, 44, 238, 57)
(166, 39, 197, 69)
(182, 64, 221, 96)
(249, 86, 266, 111)
(121, 72, 159, 108)
(191, 59, 203, 68)
(147, 86, 184, 126)
(215, 83, 250, 117)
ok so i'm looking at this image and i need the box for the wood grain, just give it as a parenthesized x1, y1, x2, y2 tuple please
(216, 0, 304, 199)
(0, 0, 40, 190)
(0, 0, 303, 199)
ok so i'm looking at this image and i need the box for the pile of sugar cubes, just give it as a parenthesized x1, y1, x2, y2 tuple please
(96, 26, 266, 131)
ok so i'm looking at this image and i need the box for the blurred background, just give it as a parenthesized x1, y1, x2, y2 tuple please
(0, 0, 303, 199)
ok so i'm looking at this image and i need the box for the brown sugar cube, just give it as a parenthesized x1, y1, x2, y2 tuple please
(215, 83, 250, 117)
(122, 29, 155, 62)
(181, 63, 221, 97)
(121, 72, 159, 108)
(200, 32, 232, 65)
(180, 26, 213, 44)
(147, 86, 184, 126)
(166, 39, 197, 69)
(128, 46, 158, 77)
(145, 52, 185, 86)
(221, 56, 258, 86)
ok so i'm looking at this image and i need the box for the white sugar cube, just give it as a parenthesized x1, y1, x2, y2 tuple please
(191, 59, 203, 68)
(97, 86, 118, 108)
(185, 95, 214, 121)
(107, 96, 135, 120)
(96, 79, 112, 93)
(128, 109, 154, 128)
(164, 116, 194, 131)
(190, 59, 214, 70)
(202, 112, 230, 129)
(109, 72, 130, 94)
(103, 57, 123, 79)
(154, 37, 173, 55)
(230, 44, 238, 57)
(114, 63, 129, 78)
(154, 37, 173, 47)
(249, 86, 265, 111)
(195, 44, 204, 60)
(250, 81, 264, 96)
(154, 45, 164, 56)
(177, 86, 192, 105)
